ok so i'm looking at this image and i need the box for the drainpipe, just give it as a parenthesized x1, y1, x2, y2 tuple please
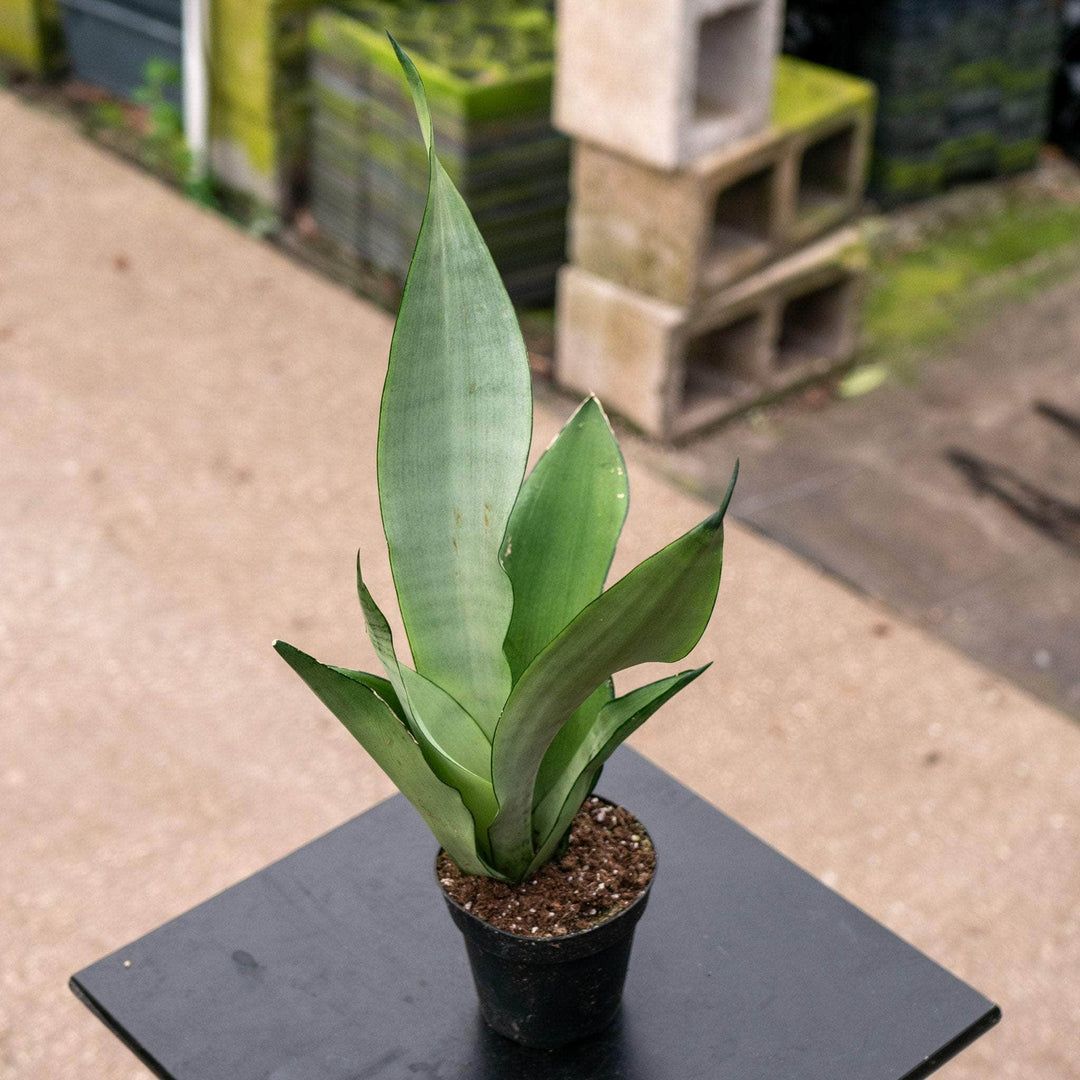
(182, 0, 210, 181)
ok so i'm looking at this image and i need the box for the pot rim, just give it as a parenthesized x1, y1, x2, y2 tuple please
(436, 795, 656, 947)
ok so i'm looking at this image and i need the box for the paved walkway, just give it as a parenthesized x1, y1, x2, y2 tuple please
(598, 270, 1080, 720)
(2, 93, 1078, 1079)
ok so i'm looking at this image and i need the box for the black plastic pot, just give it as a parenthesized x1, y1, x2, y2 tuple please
(438, 821, 654, 1049)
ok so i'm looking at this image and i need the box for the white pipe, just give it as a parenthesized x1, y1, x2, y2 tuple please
(181, 0, 210, 181)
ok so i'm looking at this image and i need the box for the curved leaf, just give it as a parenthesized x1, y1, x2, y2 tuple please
(378, 39, 532, 735)
(488, 463, 738, 879)
(355, 554, 414, 722)
(328, 665, 404, 718)
(525, 762, 603, 880)
(273, 640, 505, 879)
(530, 666, 710, 852)
(532, 681, 611, 813)
(356, 561, 497, 834)
(501, 396, 628, 682)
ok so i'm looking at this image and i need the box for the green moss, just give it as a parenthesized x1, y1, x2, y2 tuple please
(0, 0, 47, 73)
(207, 0, 321, 184)
(951, 59, 1004, 89)
(772, 56, 875, 134)
(311, 11, 553, 124)
(340, 0, 554, 79)
(998, 66, 1054, 95)
(996, 139, 1042, 174)
(873, 157, 945, 198)
(863, 196, 1080, 367)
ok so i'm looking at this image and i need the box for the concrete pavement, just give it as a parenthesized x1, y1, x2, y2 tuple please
(1, 92, 1078, 1079)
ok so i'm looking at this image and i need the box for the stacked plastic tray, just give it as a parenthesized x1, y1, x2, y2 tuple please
(1051, 0, 1080, 160)
(307, 5, 568, 305)
(784, 0, 1061, 204)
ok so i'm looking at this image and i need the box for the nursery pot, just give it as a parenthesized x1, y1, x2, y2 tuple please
(438, 816, 654, 1049)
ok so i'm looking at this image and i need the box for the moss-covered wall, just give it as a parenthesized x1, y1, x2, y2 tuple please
(0, 0, 58, 75)
(0, 0, 312, 207)
(209, 0, 317, 206)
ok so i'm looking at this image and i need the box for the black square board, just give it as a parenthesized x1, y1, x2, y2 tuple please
(71, 749, 1000, 1079)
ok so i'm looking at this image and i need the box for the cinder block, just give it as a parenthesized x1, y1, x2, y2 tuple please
(569, 58, 874, 306)
(556, 227, 866, 440)
(554, 0, 784, 169)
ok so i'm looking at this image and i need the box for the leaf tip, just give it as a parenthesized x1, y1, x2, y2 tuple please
(715, 459, 739, 521)
(388, 34, 432, 152)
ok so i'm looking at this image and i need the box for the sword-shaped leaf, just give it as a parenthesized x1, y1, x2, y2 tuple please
(501, 396, 628, 682)
(532, 681, 611, 814)
(529, 666, 710, 857)
(356, 561, 497, 835)
(377, 39, 531, 735)
(526, 763, 603, 882)
(273, 640, 504, 879)
(489, 463, 738, 879)
(327, 665, 403, 719)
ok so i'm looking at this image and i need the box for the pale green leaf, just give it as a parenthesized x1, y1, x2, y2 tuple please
(530, 667, 709, 853)
(532, 681, 611, 812)
(327, 665, 403, 718)
(838, 363, 889, 399)
(356, 560, 497, 834)
(488, 463, 738, 879)
(502, 396, 628, 682)
(273, 639, 504, 878)
(525, 763, 602, 880)
(378, 39, 532, 735)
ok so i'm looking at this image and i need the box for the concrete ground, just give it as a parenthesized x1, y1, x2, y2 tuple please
(2, 93, 1078, 1079)
(598, 272, 1080, 721)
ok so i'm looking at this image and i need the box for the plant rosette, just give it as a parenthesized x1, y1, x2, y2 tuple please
(274, 39, 737, 1047)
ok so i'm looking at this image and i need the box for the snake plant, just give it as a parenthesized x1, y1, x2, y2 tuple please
(274, 41, 737, 883)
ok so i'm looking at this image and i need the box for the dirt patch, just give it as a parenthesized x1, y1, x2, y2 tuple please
(437, 798, 656, 938)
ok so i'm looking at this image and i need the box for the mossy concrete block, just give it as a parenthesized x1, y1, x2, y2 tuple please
(570, 57, 874, 308)
(557, 226, 866, 440)
(208, 0, 319, 207)
(555, 0, 784, 169)
(0, 0, 58, 75)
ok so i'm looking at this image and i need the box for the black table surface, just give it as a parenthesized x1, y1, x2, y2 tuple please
(71, 749, 1000, 1079)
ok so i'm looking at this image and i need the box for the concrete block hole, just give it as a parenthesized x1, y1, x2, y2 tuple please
(695, 3, 762, 121)
(798, 124, 856, 213)
(682, 312, 763, 408)
(709, 165, 774, 263)
(776, 277, 853, 369)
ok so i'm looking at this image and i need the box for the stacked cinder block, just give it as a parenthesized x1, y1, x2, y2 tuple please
(554, 0, 875, 440)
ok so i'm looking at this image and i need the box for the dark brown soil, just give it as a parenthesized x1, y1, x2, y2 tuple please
(437, 798, 656, 938)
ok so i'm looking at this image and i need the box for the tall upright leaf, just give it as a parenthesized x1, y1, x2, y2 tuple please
(356, 559, 497, 835)
(488, 465, 738, 878)
(532, 681, 611, 812)
(377, 39, 532, 735)
(501, 396, 628, 681)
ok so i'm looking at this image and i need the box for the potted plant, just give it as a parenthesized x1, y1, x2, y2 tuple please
(274, 40, 738, 1050)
